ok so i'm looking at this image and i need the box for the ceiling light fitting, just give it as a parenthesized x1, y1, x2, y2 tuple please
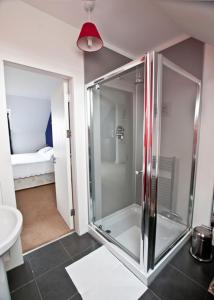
(77, 0, 103, 52)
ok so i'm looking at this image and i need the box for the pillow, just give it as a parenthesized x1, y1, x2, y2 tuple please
(38, 146, 52, 154)
(39, 148, 54, 161)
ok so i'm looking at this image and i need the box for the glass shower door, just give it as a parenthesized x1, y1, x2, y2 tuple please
(87, 52, 201, 272)
(87, 63, 145, 261)
(147, 53, 201, 268)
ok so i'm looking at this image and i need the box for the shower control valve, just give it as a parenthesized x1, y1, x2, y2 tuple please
(115, 125, 125, 140)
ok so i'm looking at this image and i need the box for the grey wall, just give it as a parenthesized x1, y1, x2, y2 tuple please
(84, 39, 204, 84)
(161, 38, 204, 80)
(84, 47, 131, 83)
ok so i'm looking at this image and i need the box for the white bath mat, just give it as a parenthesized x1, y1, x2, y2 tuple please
(66, 246, 147, 300)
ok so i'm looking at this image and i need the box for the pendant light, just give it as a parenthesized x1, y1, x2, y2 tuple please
(77, 0, 103, 52)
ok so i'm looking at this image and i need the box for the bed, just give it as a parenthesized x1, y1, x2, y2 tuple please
(11, 147, 55, 190)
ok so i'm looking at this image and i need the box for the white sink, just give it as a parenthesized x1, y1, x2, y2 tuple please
(0, 205, 23, 300)
(0, 205, 23, 255)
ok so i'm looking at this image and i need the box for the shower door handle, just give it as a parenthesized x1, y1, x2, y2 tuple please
(135, 170, 143, 175)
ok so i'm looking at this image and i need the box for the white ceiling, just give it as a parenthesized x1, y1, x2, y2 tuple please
(5, 64, 62, 100)
(21, 0, 183, 58)
(21, 0, 214, 58)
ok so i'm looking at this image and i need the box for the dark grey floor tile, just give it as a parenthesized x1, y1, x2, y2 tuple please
(28, 240, 70, 277)
(60, 233, 100, 258)
(138, 289, 160, 300)
(170, 242, 214, 289)
(72, 241, 101, 262)
(11, 281, 41, 300)
(205, 292, 214, 300)
(7, 256, 33, 292)
(150, 264, 206, 300)
(36, 260, 77, 300)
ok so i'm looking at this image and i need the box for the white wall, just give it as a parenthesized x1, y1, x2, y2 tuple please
(193, 44, 214, 227)
(4, 64, 62, 99)
(7, 95, 50, 153)
(0, 0, 88, 269)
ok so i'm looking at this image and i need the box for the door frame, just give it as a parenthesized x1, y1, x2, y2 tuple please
(51, 79, 74, 229)
(0, 60, 76, 253)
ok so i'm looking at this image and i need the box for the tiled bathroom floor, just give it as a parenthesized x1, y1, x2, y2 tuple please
(8, 233, 214, 300)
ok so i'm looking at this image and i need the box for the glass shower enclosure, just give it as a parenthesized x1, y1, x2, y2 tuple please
(86, 52, 201, 275)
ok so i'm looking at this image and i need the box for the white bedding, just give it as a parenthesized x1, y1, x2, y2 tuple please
(11, 149, 54, 179)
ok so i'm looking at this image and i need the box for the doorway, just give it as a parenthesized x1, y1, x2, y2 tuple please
(4, 62, 74, 252)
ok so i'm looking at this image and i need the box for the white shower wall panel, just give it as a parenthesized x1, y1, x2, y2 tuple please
(94, 86, 134, 219)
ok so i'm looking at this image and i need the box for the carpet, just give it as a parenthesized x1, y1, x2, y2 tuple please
(16, 184, 71, 252)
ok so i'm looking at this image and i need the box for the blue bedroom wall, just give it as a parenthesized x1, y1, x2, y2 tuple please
(45, 114, 53, 147)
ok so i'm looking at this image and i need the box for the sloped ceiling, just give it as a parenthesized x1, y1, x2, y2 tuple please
(154, 0, 214, 47)
(21, 0, 214, 58)
(21, 0, 183, 58)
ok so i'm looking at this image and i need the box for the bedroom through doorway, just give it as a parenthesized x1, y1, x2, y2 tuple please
(4, 62, 74, 253)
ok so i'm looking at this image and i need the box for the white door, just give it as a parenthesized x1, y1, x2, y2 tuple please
(51, 80, 74, 229)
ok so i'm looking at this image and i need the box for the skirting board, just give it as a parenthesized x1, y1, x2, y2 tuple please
(14, 172, 55, 191)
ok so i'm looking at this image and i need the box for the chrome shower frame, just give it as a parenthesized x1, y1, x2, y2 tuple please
(147, 53, 202, 269)
(85, 51, 202, 283)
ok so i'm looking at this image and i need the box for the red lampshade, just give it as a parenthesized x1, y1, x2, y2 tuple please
(77, 22, 103, 52)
